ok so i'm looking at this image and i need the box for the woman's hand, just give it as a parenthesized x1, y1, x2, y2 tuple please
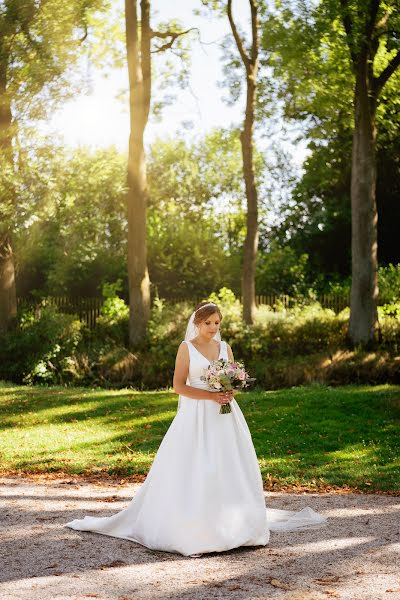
(209, 391, 234, 405)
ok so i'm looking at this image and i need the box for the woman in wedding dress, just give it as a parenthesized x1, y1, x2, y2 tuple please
(65, 301, 327, 557)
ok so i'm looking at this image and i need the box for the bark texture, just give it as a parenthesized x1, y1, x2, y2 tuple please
(340, 0, 400, 345)
(125, 0, 151, 347)
(348, 65, 378, 344)
(0, 61, 17, 334)
(228, 0, 259, 325)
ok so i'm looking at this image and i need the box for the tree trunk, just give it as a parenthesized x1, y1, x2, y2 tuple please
(227, 0, 259, 325)
(0, 233, 17, 334)
(0, 64, 17, 334)
(125, 0, 151, 347)
(240, 74, 259, 324)
(348, 64, 378, 346)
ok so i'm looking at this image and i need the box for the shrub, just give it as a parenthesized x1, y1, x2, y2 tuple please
(378, 264, 400, 304)
(2, 287, 400, 390)
(0, 301, 85, 384)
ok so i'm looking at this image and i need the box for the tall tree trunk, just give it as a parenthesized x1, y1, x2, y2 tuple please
(0, 64, 17, 334)
(339, 0, 400, 346)
(240, 74, 259, 324)
(125, 0, 151, 347)
(227, 0, 259, 325)
(0, 233, 17, 334)
(348, 63, 378, 346)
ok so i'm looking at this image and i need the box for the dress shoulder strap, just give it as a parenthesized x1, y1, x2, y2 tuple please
(183, 340, 193, 355)
(220, 339, 228, 358)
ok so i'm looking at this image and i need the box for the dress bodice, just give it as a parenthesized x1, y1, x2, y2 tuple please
(185, 340, 228, 390)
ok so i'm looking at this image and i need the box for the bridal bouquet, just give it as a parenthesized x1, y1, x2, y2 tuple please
(201, 359, 256, 414)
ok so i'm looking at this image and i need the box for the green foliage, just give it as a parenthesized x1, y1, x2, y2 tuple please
(256, 244, 311, 296)
(321, 277, 352, 297)
(14, 130, 251, 300)
(380, 303, 400, 319)
(15, 144, 128, 297)
(208, 286, 238, 307)
(261, 1, 400, 279)
(0, 302, 85, 384)
(0, 0, 110, 237)
(378, 264, 400, 303)
(147, 199, 230, 298)
(1, 293, 400, 389)
(99, 280, 129, 322)
(0, 0, 106, 125)
(263, 0, 400, 138)
(92, 280, 129, 344)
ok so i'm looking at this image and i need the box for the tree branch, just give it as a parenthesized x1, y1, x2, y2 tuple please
(250, 0, 259, 64)
(227, 0, 251, 72)
(150, 27, 196, 53)
(141, 0, 151, 123)
(150, 27, 195, 40)
(373, 28, 399, 41)
(365, 0, 380, 42)
(125, 0, 139, 90)
(373, 49, 400, 96)
(339, 0, 357, 65)
(77, 23, 88, 44)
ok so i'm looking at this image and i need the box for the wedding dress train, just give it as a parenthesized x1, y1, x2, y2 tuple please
(65, 340, 327, 556)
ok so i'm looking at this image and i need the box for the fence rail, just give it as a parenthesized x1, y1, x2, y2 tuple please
(17, 295, 103, 329)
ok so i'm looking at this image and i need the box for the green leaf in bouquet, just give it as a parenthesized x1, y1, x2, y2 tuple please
(219, 374, 231, 387)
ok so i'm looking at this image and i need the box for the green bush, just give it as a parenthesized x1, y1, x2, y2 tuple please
(378, 303, 400, 352)
(221, 302, 348, 361)
(378, 264, 400, 304)
(2, 287, 400, 389)
(0, 301, 85, 384)
(256, 244, 311, 296)
(94, 280, 129, 345)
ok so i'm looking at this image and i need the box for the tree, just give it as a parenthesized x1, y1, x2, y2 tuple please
(11, 130, 253, 302)
(199, 0, 267, 323)
(147, 129, 250, 298)
(13, 145, 128, 298)
(124, 1, 192, 346)
(338, 0, 400, 345)
(226, 0, 260, 324)
(261, 0, 400, 344)
(0, 0, 105, 333)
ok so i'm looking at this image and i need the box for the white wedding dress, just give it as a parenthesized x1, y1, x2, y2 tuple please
(65, 339, 327, 556)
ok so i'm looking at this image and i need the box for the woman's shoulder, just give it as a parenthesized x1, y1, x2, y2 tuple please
(177, 340, 190, 354)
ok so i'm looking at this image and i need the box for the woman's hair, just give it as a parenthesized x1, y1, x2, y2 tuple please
(193, 301, 223, 326)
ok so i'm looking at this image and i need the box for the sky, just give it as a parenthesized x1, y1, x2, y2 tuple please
(45, 0, 308, 166)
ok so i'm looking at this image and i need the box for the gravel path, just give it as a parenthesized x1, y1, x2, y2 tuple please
(1, 476, 399, 600)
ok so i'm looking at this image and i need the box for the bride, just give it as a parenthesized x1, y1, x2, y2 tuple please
(65, 301, 327, 557)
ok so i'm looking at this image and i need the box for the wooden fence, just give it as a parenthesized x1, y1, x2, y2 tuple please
(168, 294, 351, 314)
(17, 293, 351, 329)
(17, 295, 103, 329)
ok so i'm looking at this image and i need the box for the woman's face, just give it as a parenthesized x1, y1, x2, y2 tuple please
(197, 312, 221, 339)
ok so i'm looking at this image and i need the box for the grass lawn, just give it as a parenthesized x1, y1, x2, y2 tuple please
(0, 381, 399, 493)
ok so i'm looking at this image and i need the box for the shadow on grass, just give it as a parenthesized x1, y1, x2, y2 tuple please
(1, 382, 399, 490)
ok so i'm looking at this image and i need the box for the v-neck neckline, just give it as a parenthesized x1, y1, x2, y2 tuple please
(188, 340, 222, 364)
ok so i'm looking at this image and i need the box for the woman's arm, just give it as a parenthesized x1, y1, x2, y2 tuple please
(226, 342, 235, 362)
(172, 342, 230, 403)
